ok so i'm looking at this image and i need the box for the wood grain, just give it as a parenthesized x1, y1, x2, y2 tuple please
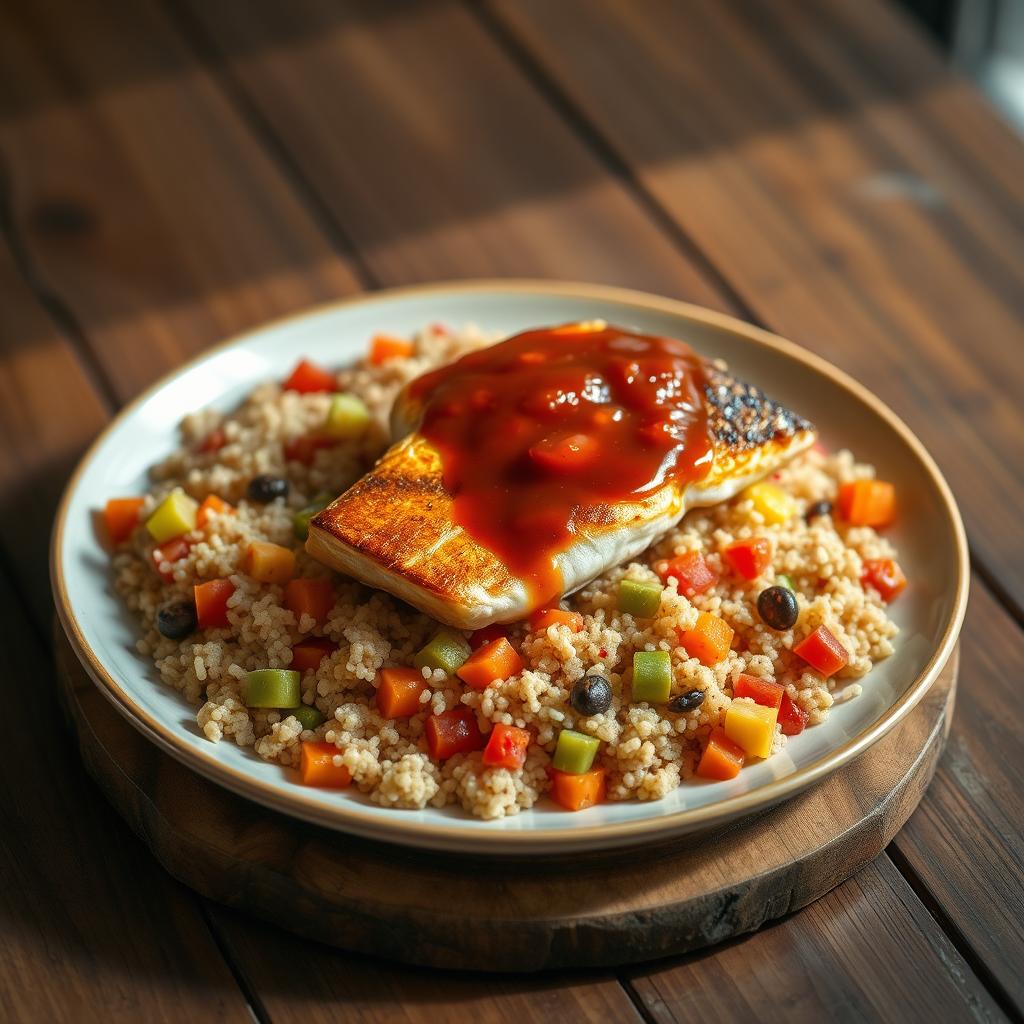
(0, 0, 360, 403)
(486, 0, 1024, 613)
(629, 855, 1004, 1024)
(55, 618, 956, 971)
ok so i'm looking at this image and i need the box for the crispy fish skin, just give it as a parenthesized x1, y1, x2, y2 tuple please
(306, 365, 816, 629)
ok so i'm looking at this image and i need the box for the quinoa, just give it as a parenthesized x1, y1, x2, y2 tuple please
(111, 323, 899, 819)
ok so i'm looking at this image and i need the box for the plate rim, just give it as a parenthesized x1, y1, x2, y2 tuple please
(50, 278, 970, 853)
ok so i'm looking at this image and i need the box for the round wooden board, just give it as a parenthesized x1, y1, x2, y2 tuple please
(55, 623, 957, 973)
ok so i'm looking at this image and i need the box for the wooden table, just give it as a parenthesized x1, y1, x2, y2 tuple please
(1, 1, 1020, 1020)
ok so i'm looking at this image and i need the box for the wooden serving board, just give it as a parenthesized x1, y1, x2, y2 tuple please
(55, 624, 957, 973)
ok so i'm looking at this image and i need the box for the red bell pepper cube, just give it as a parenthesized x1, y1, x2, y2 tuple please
(283, 358, 336, 394)
(733, 673, 784, 709)
(655, 551, 718, 597)
(481, 723, 531, 770)
(151, 537, 191, 582)
(860, 558, 907, 603)
(722, 536, 772, 581)
(777, 692, 808, 736)
(425, 707, 483, 760)
(793, 625, 848, 678)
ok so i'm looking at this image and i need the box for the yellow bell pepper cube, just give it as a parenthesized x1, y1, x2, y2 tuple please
(724, 701, 778, 759)
(324, 393, 371, 439)
(744, 482, 799, 525)
(241, 541, 296, 584)
(146, 490, 198, 543)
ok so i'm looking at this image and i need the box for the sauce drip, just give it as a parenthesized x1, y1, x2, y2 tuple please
(409, 323, 713, 607)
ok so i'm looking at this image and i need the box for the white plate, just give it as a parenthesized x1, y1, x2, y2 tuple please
(52, 281, 968, 853)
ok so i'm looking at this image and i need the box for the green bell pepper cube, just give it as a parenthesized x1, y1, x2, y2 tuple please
(324, 393, 371, 439)
(617, 579, 663, 617)
(632, 650, 672, 703)
(243, 669, 301, 709)
(291, 704, 325, 730)
(414, 630, 471, 675)
(552, 729, 600, 774)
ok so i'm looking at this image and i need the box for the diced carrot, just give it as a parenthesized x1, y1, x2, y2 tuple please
(678, 612, 734, 666)
(283, 358, 336, 394)
(777, 692, 808, 736)
(194, 578, 234, 629)
(376, 667, 429, 718)
(860, 558, 907, 603)
(733, 673, 785, 709)
(549, 766, 606, 811)
(369, 334, 414, 365)
(837, 480, 896, 528)
(655, 551, 718, 596)
(528, 608, 584, 633)
(196, 427, 226, 454)
(291, 638, 337, 673)
(284, 578, 334, 628)
(794, 625, 848, 678)
(283, 432, 337, 466)
(528, 433, 598, 473)
(425, 707, 483, 760)
(299, 741, 351, 788)
(482, 723, 531, 770)
(241, 541, 296, 584)
(469, 624, 509, 650)
(151, 537, 191, 582)
(722, 536, 773, 581)
(456, 637, 524, 691)
(104, 497, 145, 545)
(696, 726, 745, 780)
(196, 494, 234, 528)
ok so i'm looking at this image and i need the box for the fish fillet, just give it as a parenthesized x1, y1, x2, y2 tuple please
(307, 360, 816, 629)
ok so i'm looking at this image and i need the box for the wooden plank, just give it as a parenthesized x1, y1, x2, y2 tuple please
(0, 570, 253, 1023)
(0, 0, 361, 404)
(629, 855, 1004, 1024)
(485, 0, 1024, 613)
(208, 907, 644, 1024)
(172, 0, 727, 307)
(892, 581, 1024, 1011)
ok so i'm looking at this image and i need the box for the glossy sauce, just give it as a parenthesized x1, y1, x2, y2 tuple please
(409, 323, 713, 607)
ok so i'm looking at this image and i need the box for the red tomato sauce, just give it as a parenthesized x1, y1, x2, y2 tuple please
(408, 323, 713, 606)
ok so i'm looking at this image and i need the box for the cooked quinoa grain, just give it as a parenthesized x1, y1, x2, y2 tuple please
(111, 324, 900, 819)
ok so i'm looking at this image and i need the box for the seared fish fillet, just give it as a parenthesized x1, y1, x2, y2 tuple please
(307, 362, 816, 630)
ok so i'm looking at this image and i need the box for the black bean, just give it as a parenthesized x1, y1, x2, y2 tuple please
(757, 585, 799, 630)
(805, 499, 833, 522)
(667, 688, 705, 713)
(157, 601, 197, 640)
(248, 474, 289, 503)
(570, 675, 613, 716)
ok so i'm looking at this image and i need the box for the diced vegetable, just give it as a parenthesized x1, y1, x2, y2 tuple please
(283, 358, 336, 394)
(775, 573, 795, 592)
(482, 723, 531, 770)
(324, 393, 371, 439)
(655, 551, 718, 597)
(196, 494, 234, 528)
(283, 433, 337, 466)
(242, 669, 301, 709)
(145, 490, 198, 543)
(528, 433, 598, 473)
(104, 497, 145, 544)
(196, 427, 226, 454)
(678, 612, 734, 666)
(291, 638, 337, 673)
(861, 558, 907, 603)
(241, 541, 296, 584)
(283, 577, 335, 626)
(193, 578, 234, 629)
(469, 624, 508, 650)
(696, 726, 745, 780)
(733, 673, 784, 709)
(292, 493, 333, 540)
(777, 692, 808, 736)
(553, 729, 600, 774)
(722, 536, 773, 581)
(456, 637, 524, 691)
(837, 479, 896, 528)
(744, 482, 799, 524)
(291, 704, 325, 731)
(376, 667, 430, 718)
(794, 625, 849, 678)
(724, 701, 778, 759)
(425, 707, 483, 759)
(528, 608, 584, 633)
(632, 650, 672, 703)
(617, 579, 663, 618)
(549, 766, 605, 811)
(369, 334, 414, 364)
(414, 630, 471, 675)
(299, 741, 351, 788)
(151, 537, 190, 582)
